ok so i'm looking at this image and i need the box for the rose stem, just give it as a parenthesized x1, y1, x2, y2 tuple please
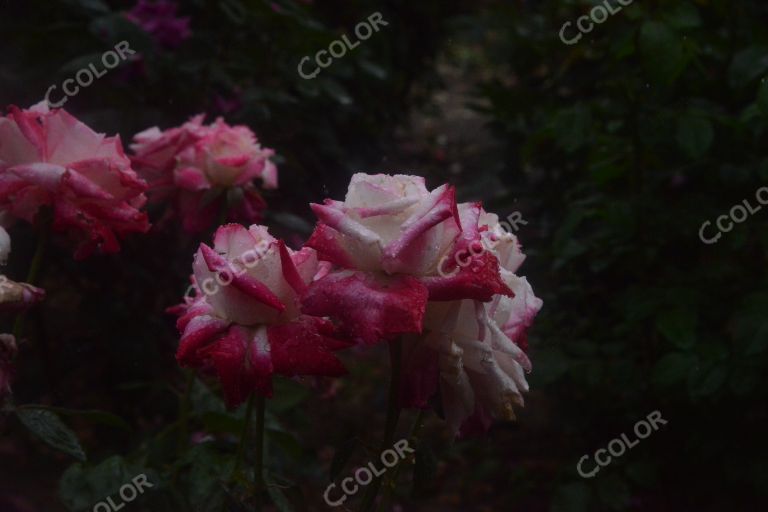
(177, 369, 195, 455)
(12, 218, 49, 339)
(359, 337, 403, 512)
(232, 392, 256, 481)
(376, 408, 426, 512)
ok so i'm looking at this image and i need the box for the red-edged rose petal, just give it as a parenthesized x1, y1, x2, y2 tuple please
(302, 270, 428, 345)
(268, 316, 349, 377)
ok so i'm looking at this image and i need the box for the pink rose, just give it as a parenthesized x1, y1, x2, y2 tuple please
(130, 116, 277, 233)
(301, 173, 512, 345)
(400, 208, 542, 436)
(0, 103, 150, 259)
(169, 224, 348, 407)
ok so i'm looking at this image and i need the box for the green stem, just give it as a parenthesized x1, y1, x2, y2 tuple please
(253, 394, 266, 506)
(12, 223, 49, 339)
(359, 338, 403, 512)
(232, 393, 256, 480)
(376, 409, 426, 512)
(177, 370, 195, 455)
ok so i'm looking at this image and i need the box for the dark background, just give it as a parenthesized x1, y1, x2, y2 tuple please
(1, 0, 767, 510)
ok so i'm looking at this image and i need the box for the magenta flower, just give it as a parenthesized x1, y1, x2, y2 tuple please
(130, 116, 277, 233)
(169, 224, 348, 407)
(126, 0, 191, 50)
(0, 103, 150, 259)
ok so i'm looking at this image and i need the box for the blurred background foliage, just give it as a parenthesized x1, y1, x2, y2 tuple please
(1, 0, 767, 510)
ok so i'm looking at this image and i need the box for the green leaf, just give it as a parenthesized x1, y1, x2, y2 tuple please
(656, 308, 698, 348)
(758, 80, 768, 116)
(639, 22, 686, 85)
(61, 0, 110, 15)
(322, 80, 353, 106)
(688, 364, 727, 397)
(177, 444, 231, 511)
(729, 365, 759, 396)
(664, 2, 702, 30)
(200, 411, 244, 435)
(551, 482, 592, 512)
(267, 429, 304, 460)
(270, 377, 310, 412)
(59, 456, 156, 512)
(359, 60, 388, 80)
(35, 406, 131, 431)
(551, 106, 592, 153)
(219, 0, 247, 24)
(265, 475, 295, 512)
(652, 352, 696, 388)
(16, 408, 86, 461)
(191, 377, 226, 415)
(597, 474, 631, 510)
(729, 46, 768, 89)
(676, 114, 713, 159)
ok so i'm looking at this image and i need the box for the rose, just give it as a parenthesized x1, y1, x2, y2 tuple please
(301, 173, 512, 345)
(130, 116, 277, 233)
(170, 224, 348, 407)
(0, 102, 150, 259)
(400, 206, 543, 436)
(129, 115, 207, 188)
(177, 119, 277, 189)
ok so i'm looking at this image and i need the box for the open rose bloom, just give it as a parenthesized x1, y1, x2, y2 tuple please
(303, 173, 542, 434)
(302, 174, 512, 345)
(170, 224, 347, 407)
(401, 211, 542, 435)
(130, 116, 277, 232)
(0, 103, 150, 259)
